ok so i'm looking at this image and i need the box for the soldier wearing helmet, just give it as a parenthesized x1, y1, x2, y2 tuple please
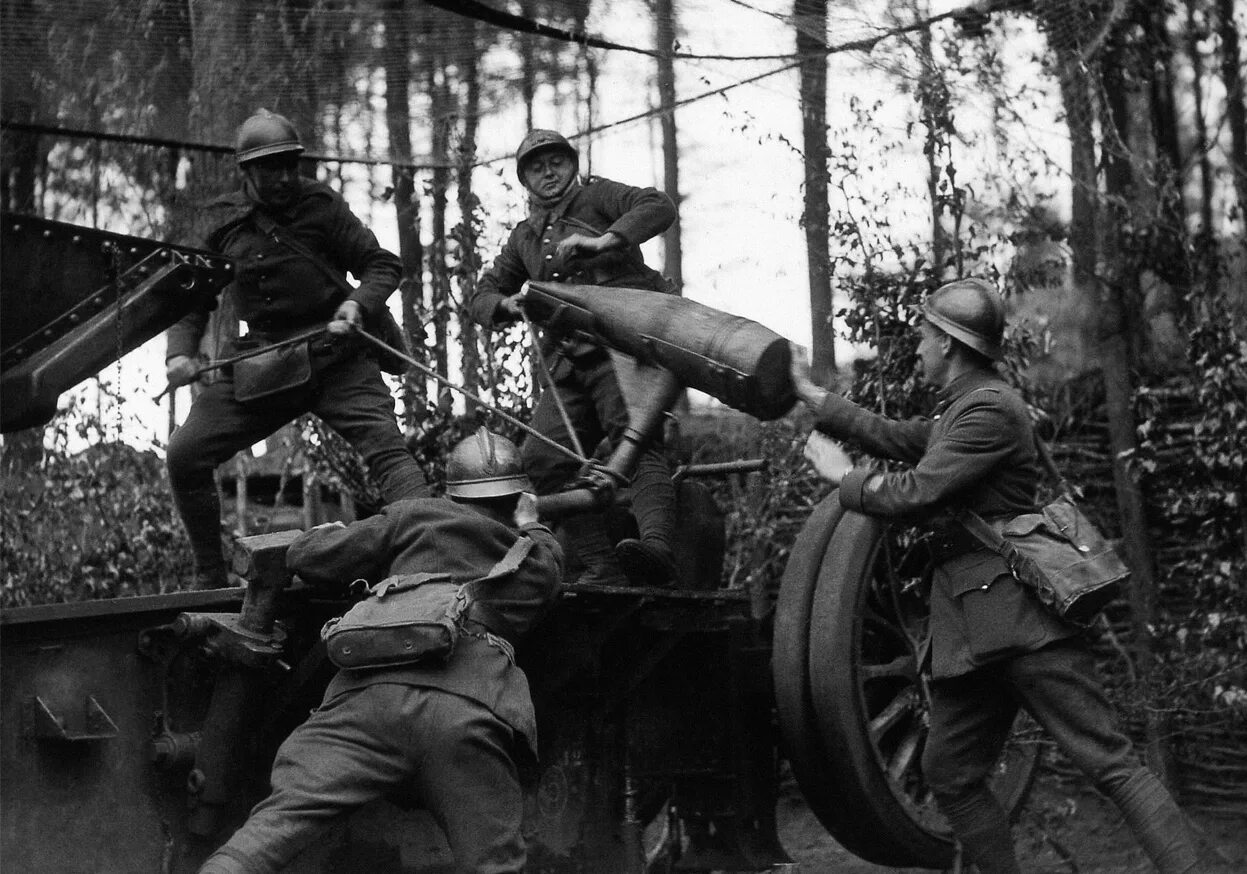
(788, 278, 1199, 874)
(199, 428, 562, 874)
(165, 109, 425, 588)
(466, 129, 680, 587)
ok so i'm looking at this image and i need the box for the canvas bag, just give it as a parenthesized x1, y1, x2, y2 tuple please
(232, 338, 313, 402)
(957, 437, 1129, 625)
(320, 535, 533, 670)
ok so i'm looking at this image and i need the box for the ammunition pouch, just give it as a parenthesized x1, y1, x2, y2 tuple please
(957, 496, 1129, 625)
(320, 535, 535, 670)
(232, 339, 312, 403)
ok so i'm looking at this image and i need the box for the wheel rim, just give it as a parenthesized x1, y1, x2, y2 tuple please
(779, 504, 1041, 869)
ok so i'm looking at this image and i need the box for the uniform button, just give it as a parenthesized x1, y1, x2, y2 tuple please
(552, 273, 562, 279)
(544, 254, 552, 260)
(256, 253, 264, 260)
(264, 296, 274, 304)
(543, 238, 551, 243)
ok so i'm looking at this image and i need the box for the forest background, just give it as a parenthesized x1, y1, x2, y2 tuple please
(1, 0, 1245, 833)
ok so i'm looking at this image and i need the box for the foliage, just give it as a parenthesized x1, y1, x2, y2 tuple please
(1, 395, 193, 608)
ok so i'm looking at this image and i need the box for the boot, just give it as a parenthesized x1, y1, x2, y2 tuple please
(618, 448, 677, 586)
(937, 788, 1021, 874)
(562, 512, 629, 587)
(1110, 769, 1200, 874)
(172, 480, 230, 589)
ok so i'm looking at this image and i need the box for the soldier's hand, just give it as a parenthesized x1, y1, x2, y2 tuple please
(328, 300, 363, 335)
(165, 355, 202, 388)
(554, 231, 622, 262)
(789, 343, 828, 408)
(803, 431, 854, 485)
(513, 492, 539, 529)
(497, 297, 524, 320)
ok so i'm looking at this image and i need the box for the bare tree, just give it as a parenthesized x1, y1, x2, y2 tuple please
(655, 0, 683, 293)
(795, 0, 835, 380)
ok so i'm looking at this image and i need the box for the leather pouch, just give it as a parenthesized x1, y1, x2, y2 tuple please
(321, 573, 462, 669)
(233, 341, 312, 402)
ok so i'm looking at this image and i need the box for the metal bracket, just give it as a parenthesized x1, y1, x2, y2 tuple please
(26, 695, 118, 742)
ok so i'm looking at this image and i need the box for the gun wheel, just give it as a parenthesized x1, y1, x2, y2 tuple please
(774, 495, 1041, 868)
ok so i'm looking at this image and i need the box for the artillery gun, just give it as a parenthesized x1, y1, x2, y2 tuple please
(0, 213, 1038, 873)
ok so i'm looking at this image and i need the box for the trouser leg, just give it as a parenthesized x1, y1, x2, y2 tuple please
(168, 378, 298, 586)
(198, 684, 416, 874)
(410, 692, 527, 874)
(1007, 642, 1199, 874)
(924, 668, 1022, 874)
(582, 357, 676, 584)
(523, 370, 628, 584)
(314, 353, 427, 503)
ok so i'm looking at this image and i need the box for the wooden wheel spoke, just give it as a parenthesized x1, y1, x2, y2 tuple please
(886, 724, 924, 784)
(859, 654, 915, 683)
(868, 689, 917, 744)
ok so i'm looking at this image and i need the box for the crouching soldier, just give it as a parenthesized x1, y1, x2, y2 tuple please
(198, 428, 563, 874)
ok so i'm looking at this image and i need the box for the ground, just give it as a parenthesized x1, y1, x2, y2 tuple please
(775, 768, 1247, 873)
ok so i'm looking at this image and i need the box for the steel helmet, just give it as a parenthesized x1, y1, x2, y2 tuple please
(922, 278, 1006, 361)
(515, 129, 578, 176)
(445, 427, 532, 499)
(235, 109, 304, 165)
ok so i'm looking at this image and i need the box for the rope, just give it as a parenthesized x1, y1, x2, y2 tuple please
(353, 327, 591, 468)
(520, 309, 587, 460)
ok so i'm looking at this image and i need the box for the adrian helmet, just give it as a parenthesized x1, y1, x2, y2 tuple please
(445, 428, 531, 499)
(514, 129, 578, 176)
(235, 109, 304, 165)
(922, 278, 1006, 361)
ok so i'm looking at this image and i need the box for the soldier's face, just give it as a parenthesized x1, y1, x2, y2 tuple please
(916, 321, 950, 386)
(521, 150, 576, 199)
(243, 155, 301, 208)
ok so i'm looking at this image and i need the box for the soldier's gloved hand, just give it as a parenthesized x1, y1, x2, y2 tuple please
(165, 355, 203, 388)
(327, 300, 363, 336)
(554, 231, 623, 263)
(513, 492, 539, 529)
(803, 431, 854, 486)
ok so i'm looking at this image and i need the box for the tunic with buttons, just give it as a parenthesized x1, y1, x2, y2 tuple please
(811, 367, 1076, 679)
(167, 179, 402, 358)
(467, 176, 676, 340)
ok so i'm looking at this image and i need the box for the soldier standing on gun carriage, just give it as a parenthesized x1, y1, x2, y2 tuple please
(198, 428, 563, 874)
(466, 129, 679, 587)
(164, 109, 426, 588)
(790, 278, 1200, 873)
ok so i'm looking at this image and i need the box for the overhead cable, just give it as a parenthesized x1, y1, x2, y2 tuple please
(422, 0, 798, 61)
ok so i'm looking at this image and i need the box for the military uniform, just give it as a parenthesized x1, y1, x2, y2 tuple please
(200, 497, 563, 874)
(812, 368, 1198, 873)
(167, 180, 425, 584)
(468, 176, 678, 580)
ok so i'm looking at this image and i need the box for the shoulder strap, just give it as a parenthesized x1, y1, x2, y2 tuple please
(251, 210, 355, 297)
(458, 535, 537, 644)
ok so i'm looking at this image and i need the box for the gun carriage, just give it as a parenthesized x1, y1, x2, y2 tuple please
(0, 214, 1038, 872)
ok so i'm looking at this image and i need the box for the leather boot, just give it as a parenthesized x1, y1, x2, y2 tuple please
(617, 448, 677, 586)
(562, 512, 629, 586)
(172, 480, 230, 589)
(1109, 769, 1200, 874)
(937, 787, 1021, 874)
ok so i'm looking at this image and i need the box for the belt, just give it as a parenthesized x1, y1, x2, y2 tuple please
(927, 529, 986, 563)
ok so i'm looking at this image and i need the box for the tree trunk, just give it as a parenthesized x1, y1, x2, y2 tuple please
(385, 0, 427, 429)
(1100, 21, 1173, 783)
(795, 0, 835, 381)
(917, 17, 950, 279)
(655, 0, 683, 294)
(1216, 0, 1247, 222)
(457, 22, 483, 407)
(426, 47, 452, 386)
(1186, 1, 1216, 240)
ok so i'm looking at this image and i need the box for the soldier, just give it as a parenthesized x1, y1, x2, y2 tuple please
(198, 428, 563, 874)
(466, 129, 678, 586)
(789, 278, 1199, 874)
(165, 109, 425, 588)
